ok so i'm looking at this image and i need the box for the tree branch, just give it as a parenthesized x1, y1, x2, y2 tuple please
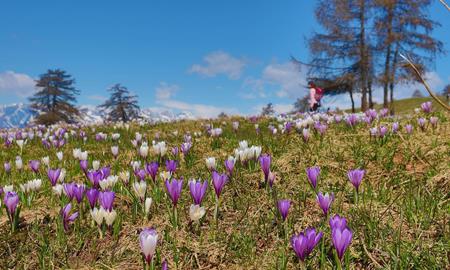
(399, 53, 450, 111)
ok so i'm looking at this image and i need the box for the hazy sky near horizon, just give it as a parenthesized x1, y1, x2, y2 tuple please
(0, 1, 449, 117)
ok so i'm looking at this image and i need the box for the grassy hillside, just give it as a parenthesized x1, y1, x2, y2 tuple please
(0, 109, 448, 269)
(346, 96, 448, 114)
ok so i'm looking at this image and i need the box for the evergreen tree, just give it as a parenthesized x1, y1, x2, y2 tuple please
(293, 95, 310, 113)
(309, 0, 373, 111)
(412, 89, 424, 98)
(442, 84, 450, 101)
(261, 103, 275, 116)
(29, 69, 80, 125)
(374, 0, 443, 114)
(99, 83, 140, 122)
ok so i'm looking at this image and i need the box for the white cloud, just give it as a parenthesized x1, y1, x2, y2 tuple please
(262, 62, 308, 98)
(154, 81, 238, 118)
(155, 82, 179, 100)
(0, 71, 35, 97)
(189, 51, 246, 80)
(157, 99, 238, 118)
(240, 77, 267, 99)
(240, 61, 309, 100)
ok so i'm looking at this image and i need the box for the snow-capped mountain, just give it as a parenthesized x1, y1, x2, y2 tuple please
(0, 103, 35, 128)
(0, 103, 197, 128)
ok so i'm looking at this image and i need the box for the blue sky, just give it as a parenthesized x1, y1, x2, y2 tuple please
(0, 0, 448, 117)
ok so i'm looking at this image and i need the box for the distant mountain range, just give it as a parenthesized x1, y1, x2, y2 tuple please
(0, 103, 196, 128)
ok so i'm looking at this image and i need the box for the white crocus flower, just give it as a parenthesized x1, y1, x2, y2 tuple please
(205, 157, 216, 171)
(104, 209, 117, 226)
(92, 160, 100, 171)
(42, 156, 50, 166)
(58, 168, 66, 183)
(79, 151, 88, 161)
(56, 151, 63, 161)
(111, 146, 119, 157)
(73, 148, 81, 159)
(189, 204, 206, 221)
(16, 140, 24, 150)
(119, 171, 130, 184)
(144, 197, 152, 214)
(52, 184, 63, 196)
(15, 156, 23, 170)
(139, 143, 149, 158)
(133, 181, 147, 200)
(3, 185, 14, 193)
(90, 207, 105, 226)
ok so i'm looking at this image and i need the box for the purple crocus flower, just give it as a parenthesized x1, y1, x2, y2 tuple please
(332, 227, 353, 261)
(165, 178, 183, 206)
(405, 124, 413, 134)
(47, 168, 61, 186)
(64, 182, 76, 200)
(259, 154, 271, 183)
(379, 108, 389, 117)
(392, 122, 399, 134)
(212, 171, 228, 198)
(73, 184, 85, 204)
(100, 166, 111, 179)
(4, 162, 11, 173)
(224, 159, 235, 176)
(291, 228, 323, 261)
(86, 188, 99, 209)
(189, 179, 208, 205)
(180, 142, 192, 155)
(302, 128, 310, 142)
(346, 114, 358, 127)
(99, 191, 115, 211)
(329, 214, 348, 232)
(4, 191, 19, 217)
(430, 117, 438, 128)
(165, 160, 177, 174)
(139, 228, 158, 265)
(365, 109, 377, 121)
(80, 160, 88, 172)
(29, 160, 40, 173)
(277, 199, 291, 221)
(161, 259, 168, 270)
(315, 122, 328, 136)
(378, 125, 388, 138)
(421, 101, 432, 113)
(60, 203, 79, 232)
(268, 171, 276, 188)
(134, 169, 147, 181)
(87, 170, 102, 187)
(306, 166, 320, 189)
(316, 192, 334, 216)
(347, 169, 365, 192)
(171, 147, 179, 157)
(145, 162, 159, 182)
(418, 118, 426, 131)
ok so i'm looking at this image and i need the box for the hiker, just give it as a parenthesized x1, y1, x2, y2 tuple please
(308, 81, 324, 112)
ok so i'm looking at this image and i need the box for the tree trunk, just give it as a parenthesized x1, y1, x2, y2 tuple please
(349, 88, 355, 113)
(368, 78, 373, 108)
(389, 47, 399, 115)
(359, 0, 368, 112)
(382, 3, 394, 109)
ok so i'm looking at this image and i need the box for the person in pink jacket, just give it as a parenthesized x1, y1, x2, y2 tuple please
(308, 81, 323, 112)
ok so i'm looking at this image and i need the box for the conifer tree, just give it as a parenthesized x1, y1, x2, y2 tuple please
(29, 69, 80, 125)
(99, 83, 140, 122)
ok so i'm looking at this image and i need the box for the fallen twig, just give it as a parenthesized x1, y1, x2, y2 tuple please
(399, 53, 450, 112)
